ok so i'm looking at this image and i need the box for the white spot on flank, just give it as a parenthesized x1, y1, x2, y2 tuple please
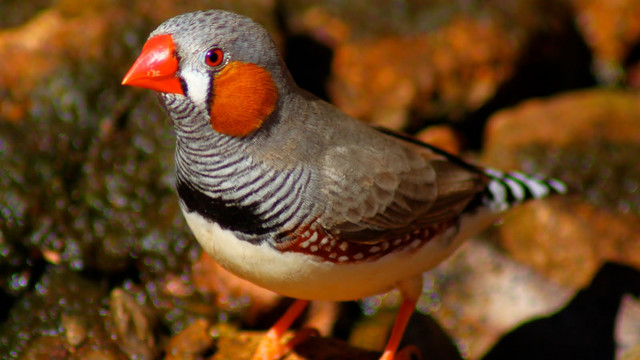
(320, 238, 329, 246)
(369, 246, 381, 253)
(182, 208, 473, 302)
(381, 242, 390, 251)
(308, 232, 318, 243)
(339, 242, 348, 251)
(310, 245, 318, 252)
(300, 241, 310, 248)
(353, 253, 364, 260)
(303, 230, 310, 237)
(410, 240, 421, 249)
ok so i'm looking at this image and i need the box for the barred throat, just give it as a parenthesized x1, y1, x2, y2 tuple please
(481, 168, 567, 212)
(164, 94, 319, 246)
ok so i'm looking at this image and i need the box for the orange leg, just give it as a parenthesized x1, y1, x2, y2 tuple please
(252, 299, 309, 360)
(379, 297, 418, 360)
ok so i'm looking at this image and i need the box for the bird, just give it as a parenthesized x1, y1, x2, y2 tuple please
(121, 9, 567, 360)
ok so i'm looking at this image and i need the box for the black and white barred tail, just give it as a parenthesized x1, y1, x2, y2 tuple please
(481, 168, 567, 213)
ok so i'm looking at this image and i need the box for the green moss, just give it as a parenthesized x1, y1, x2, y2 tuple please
(0, 15, 197, 295)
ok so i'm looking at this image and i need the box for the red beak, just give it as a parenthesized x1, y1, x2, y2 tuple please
(122, 34, 184, 95)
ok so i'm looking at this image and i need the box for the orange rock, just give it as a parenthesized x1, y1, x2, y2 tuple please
(573, 0, 640, 84)
(210, 329, 283, 360)
(19, 335, 70, 360)
(328, 15, 516, 129)
(482, 89, 640, 287)
(192, 252, 281, 324)
(483, 89, 640, 170)
(416, 125, 461, 155)
(0, 8, 111, 122)
(288, 6, 351, 47)
(165, 318, 213, 360)
(211, 328, 380, 360)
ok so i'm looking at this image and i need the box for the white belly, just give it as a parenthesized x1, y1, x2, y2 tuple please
(182, 207, 495, 301)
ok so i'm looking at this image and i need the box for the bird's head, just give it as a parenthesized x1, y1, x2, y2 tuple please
(122, 10, 289, 137)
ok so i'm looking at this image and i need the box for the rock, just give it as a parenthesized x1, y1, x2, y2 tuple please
(349, 308, 396, 352)
(0, 7, 112, 122)
(481, 262, 640, 360)
(0, 0, 49, 29)
(61, 314, 88, 347)
(192, 252, 281, 325)
(283, 0, 591, 131)
(165, 318, 214, 360)
(618, 295, 640, 360)
(434, 239, 573, 358)
(572, 0, 640, 84)
(482, 89, 640, 287)
(291, 335, 381, 360)
(483, 89, 640, 168)
(500, 200, 640, 287)
(621, 345, 640, 360)
(18, 335, 69, 360)
(209, 328, 269, 360)
(416, 125, 461, 155)
(358, 239, 573, 359)
(328, 19, 515, 129)
(109, 288, 157, 360)
(211, 327, 381, 360)
(1, 267, 123, 358)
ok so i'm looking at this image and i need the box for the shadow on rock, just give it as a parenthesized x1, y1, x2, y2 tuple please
(482, 262, 640, 360)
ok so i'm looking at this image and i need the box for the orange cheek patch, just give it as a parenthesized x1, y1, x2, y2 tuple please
(209, 61, 278, 137)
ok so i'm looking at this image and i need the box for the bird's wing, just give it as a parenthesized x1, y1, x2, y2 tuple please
(318, 127, 488, 244)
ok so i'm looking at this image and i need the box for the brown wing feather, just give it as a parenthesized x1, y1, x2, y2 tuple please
(318, 130, 488, 244)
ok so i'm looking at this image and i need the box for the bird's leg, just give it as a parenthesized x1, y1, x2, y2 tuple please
(379, 297, 418, 360)
(252, 299, 309, 360)
(380, 276, 423, 360)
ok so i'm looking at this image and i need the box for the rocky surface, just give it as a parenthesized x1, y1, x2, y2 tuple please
(482, 89, 640, 287)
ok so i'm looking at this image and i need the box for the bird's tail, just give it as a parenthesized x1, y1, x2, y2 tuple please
(480, 168, 568, 213)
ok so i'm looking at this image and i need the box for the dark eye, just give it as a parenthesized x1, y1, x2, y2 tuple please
(204, 48, 224, 67)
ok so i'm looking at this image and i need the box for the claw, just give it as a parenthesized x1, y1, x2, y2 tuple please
(251, 328, 288, 360)
(379, 298, 418, 360)
(251, 299, 309, 360)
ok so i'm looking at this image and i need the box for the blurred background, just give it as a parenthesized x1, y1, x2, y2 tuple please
(0, 0, 639, 359)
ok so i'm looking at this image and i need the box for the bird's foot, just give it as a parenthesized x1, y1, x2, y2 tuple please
(251, 327, 320, 360)
(251, 327, 287, 360)
(251, 299, 310, 360)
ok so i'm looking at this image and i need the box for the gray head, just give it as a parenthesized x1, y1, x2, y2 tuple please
(123, 10, 295, 137)
(158, 10, 291, 102)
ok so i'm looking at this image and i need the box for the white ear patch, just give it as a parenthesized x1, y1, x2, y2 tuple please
(180, 69, 211, 108)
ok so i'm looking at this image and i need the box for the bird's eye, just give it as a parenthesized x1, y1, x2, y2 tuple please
(204, 48, 224, 67)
